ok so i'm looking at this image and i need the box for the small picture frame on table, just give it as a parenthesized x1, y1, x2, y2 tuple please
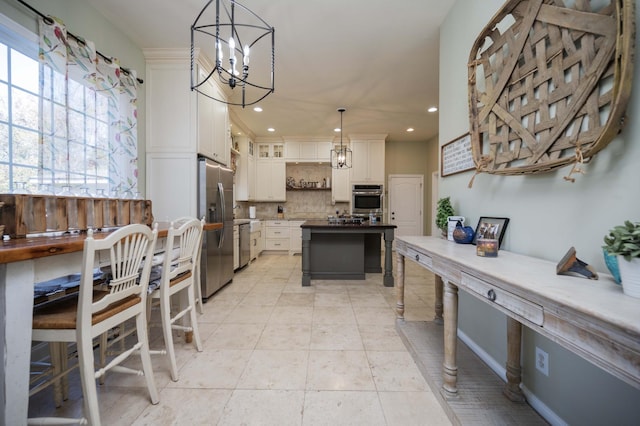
(471, 216, 510, 248)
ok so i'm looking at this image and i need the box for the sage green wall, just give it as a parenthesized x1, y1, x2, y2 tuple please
(0, 0, 147, 194)
(385, 136, 439, 236)
(440, 1, 640, 424)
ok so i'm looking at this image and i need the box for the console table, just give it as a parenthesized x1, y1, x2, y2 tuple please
(395, 236, 640, 400)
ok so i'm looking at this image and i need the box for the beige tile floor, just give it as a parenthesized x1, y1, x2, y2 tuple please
(29, 253, 451, 425)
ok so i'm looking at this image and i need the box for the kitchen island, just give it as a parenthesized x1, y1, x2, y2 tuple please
(300, 220, 396, 286)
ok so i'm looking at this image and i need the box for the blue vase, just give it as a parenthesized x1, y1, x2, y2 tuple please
(453, 222, 475, 244)
(603, 248, 621, 284)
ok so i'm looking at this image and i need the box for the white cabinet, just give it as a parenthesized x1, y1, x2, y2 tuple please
(331, 161, 351, 204)
(265, 220, 289, 251)
(144, 49, 230, 221)
(196, 66, 230, 165)
(233, 224, 239, 270)
(288, 220, 305, 255)
(255, 142, 286, 201)
(257, 142, 284, 159)
(284, 139, 332, 162)
(255, 160, 286, 201)
(350, 136, 386, 184)
(249, 220, 262, 261)
(146, 152, 198, 220)
(317, 142, 332, 162)
(250, 229, 260, 261)
(235, 136, 255, 201)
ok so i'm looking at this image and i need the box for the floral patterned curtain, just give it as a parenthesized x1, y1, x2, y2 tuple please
(37, 16, 138, 195)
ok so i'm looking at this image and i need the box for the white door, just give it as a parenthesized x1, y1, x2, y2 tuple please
(388, 174, 423, 236)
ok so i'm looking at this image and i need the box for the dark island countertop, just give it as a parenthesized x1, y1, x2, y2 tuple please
(300, 220, 397, 229)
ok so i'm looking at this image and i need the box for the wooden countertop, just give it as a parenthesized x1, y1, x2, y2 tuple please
(300, 220, 396, 229)
(0, 222, 222, 264)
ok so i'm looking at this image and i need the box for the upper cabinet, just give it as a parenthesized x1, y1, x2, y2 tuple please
(257, 142, 284, 160)
(145, 50, 197, 154)
(196, 67, 230, 165)
(284, 138, 332, 163)
(254, 140, 286, 201)
(144, 48, 230, 220)
(350, 135, 387, 184)
(235, 135, 255, 202)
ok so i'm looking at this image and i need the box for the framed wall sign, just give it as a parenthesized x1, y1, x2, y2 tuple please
(441, 133, 475, 177)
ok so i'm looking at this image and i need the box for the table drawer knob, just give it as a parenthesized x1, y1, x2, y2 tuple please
(487, 289, 496, 301)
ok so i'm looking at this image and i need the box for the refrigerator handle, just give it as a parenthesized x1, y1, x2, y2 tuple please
(218, 182, 225, 249)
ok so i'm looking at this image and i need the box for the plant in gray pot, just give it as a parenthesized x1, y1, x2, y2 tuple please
(603, 220, 640, 298)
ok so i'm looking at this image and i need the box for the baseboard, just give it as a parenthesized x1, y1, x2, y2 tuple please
(457, 329, 567, 426)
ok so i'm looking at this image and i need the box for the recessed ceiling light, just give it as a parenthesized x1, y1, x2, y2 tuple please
(267, 127, 275, 132)
(334, 128, 341, 132)
(407, 128, 415, 132)
(427, 106, 438, 113)
(254, 106, 263, 112)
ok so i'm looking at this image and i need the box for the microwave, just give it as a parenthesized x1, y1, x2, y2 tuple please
(351, 184, 383, 216)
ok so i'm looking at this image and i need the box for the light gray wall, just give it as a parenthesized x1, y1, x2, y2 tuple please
(0, 0, 147, 194)
(440, 1, 640, 424)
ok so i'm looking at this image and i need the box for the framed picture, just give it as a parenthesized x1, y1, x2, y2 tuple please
(441, 133, 475, 177)
(471, 216, 510, 247)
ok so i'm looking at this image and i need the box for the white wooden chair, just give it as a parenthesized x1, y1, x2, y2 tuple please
(148, 217, 204, 381)
(30, 224, 160, 426)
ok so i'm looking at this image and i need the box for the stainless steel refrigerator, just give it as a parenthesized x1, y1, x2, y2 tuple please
(198, 156, 234, 300)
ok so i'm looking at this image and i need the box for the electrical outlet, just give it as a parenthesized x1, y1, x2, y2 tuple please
(535, 347, 549, 376)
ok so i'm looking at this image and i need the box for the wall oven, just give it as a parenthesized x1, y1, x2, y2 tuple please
(351, 184, 383, 218)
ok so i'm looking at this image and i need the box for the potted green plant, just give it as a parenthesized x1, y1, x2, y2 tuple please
(435, 197, 455, 238)
(603, 220, 640, 298)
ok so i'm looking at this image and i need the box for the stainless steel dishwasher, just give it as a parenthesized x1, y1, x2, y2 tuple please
(238, 223, 250, 269)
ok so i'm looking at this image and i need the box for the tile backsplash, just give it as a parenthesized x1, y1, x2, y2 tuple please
(286, 164, 330, 188)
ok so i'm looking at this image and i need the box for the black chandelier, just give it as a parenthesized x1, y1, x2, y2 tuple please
(331, 108, 352, 169)
(191, 0, 275, 107)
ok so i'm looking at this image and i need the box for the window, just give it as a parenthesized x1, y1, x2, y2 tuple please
(0, 15, 137, 196)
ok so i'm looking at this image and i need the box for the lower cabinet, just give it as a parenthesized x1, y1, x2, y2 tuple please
(250, 229, 261, 261)
(265, 220, 290, 251)
(289, 221, 305, 255)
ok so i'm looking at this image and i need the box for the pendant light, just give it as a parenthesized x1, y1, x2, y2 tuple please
(191, 0, 275, 108)
(331, 108, 352, 169)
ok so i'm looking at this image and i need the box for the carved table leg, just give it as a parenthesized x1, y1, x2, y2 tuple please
(396, 253, 405, 320)
(504, 317, 526, 402)
(434, 274, 444, 324)
(442, 279, 459, 398)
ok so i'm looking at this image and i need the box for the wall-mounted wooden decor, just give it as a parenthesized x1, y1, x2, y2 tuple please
(467, 0, 635, 184)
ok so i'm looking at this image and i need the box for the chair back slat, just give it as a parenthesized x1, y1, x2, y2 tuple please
(163, 218, 203, 284)
(79, 224, 158, 320)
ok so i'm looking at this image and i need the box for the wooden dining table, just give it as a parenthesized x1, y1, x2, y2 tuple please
(0, 222, 222, 426)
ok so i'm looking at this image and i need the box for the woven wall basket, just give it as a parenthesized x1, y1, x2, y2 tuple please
(468, 0, 635, 183)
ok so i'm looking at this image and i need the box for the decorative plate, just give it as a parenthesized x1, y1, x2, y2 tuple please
(467, 0, 635, 182)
